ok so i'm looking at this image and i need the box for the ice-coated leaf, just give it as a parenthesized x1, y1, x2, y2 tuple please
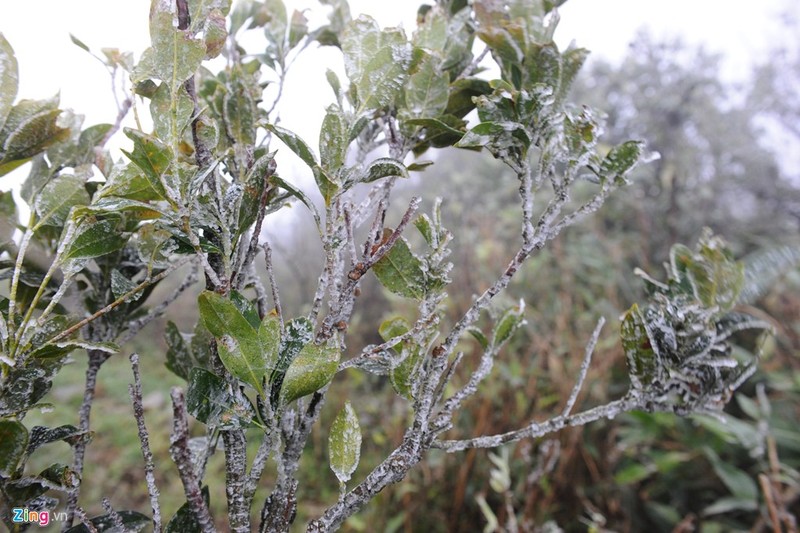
(122, 128, 171, 199)
(258, 314, 281, 371)
(230, 290, 260, 329)
(0, 419, 28, 476)
(2, 108, 69, 168)
(0, 189, 17, 242)
(0, 357, 64, 416)
(137, 223, 177, 270)
(621, 304, 659, 389)
(492, 301, 525, 347)
(378, 316, 410, 350)
(150, 82, 194, 143)
(63, 511, 151, 533)
(597, 140, 644, 185)
(64, 219, 129, 260)
(467, 326, 489, 350)
(390, 346, 423, 400)
(362, 157, 408, 183)
(148, 11, 206, 94)
(267, 124, 338, 205)
(373, 232, 427, 300)
(99, 163, 164, 202)
(341, 16, 410, 113)
(329, 401, 361, 484)
(165, 486, 210, 533)
(269, 317, 314, 404)
(266, 123, 318, 169)
(69, 33, 91, 53)
(280, 341, 340, 404)
(404, 51, 448, 119)
(0, 33, 19, 134)
(319, 105, 348, 172)
(111, 269, 141, 302)
(203, 9, 228, 59)
(269, 175, 322, 231)
(341, 15, 382, 85)
(198, 291, 266, 394)
(33, 173, 89, 229)
(186, 368, 254, 429)
(686, 235, 745, 313)
(555, 46, 589, 106)
(289, 9, 309, 48)
(165, 321, 194, 381)
(357, 43, 410, 112)
(26, 425, 87, 453)
(224, 65, 258, 147)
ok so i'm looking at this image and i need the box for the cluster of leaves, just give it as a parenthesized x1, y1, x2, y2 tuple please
(621, 230, 773, 415)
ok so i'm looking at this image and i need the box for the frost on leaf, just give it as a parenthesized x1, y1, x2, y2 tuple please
(329, 401, 362, 484)
(621, 231, 772, 415)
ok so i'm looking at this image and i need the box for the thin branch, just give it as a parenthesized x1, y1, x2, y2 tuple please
(63, 350, 110, 530)
(456, 46, 490, 81)
(562, 317, 605, 417)
(234, 160, 276, 289)
(169, 387, 216, 533)
(263, 241, 284, 331)
(47, 256, 192, 347)
(73, 507, 98, 533)
(434, 395, 641, 453)
(128, 353, 163, 532)
(119, 261, 200, 345)
(101, 499, 125, 530)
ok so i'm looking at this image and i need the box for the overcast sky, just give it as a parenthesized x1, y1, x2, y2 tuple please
(0, 0, 793, 192)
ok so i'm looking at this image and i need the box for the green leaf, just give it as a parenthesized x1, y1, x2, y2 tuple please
(362, 157, 408, 183)
(186, 368, 255, 429)
(320, 105, 348, 172)
(280, 341, 340, 404)
(198, 291, 267, 394)
(597, 140, 644, 185)
(445, 78, 493, 119)
(0, 419, 28, 476)
(404, 51, 448, 119)
(390, 347, 423, 401)
(341, 16, 410, 113)
(621, 304, 659, 389)
(99, 163, 164, 202)
(165, 321, 194, 381)
(0, 33, 19, 134)
(703, 496, 758, 516)
(0, 189, 17, 242)
(63, 511, 151, 533)
(165, 486, 211, 533)
(33, 173, 90, 229)
(146, 12, 206, 94)
(329, 401, 361, 484)
(378, 316, 410, 350)
(266, 123, 317, 169)
(267, 124, 338, 205)
(269, 317, 313, 405)
(373, 231, 427, 300)
(26, 425, 87, 453)
(492, 302, 525, 347)
(111, 269, 141, 302)
(555, 46, 589, 106)
(2, 108, 69, 165)
(122, 128, 171, 199)
(467, 327, 489, 350)
(614, 462, 653, 485)
(269, 175, 322, 232)
(686, 234, 745, 312)
(69, 33, 91, 53)
(64, 219, 129, 260)
(150, 82, 194, 143)
(703, 447, 758, 501)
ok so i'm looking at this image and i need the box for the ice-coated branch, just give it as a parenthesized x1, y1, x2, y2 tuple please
(562, 317, 605, 417)
(262, 241, 284, 330)
(169, 388, 216, 533)
(128, 353, 162, 532)
(434, 395, 642, 453)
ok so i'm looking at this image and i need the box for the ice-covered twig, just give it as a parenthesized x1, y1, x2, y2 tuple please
(562, 317, 605, 417)
(128, 353, 162, 532)
(169, 388, 216, 533)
